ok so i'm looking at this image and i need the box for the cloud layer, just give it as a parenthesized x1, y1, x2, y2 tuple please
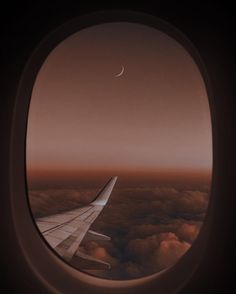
(29, 181, 209, 279)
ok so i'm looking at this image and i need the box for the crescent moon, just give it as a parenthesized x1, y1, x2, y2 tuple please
(115, 66, 125, 77)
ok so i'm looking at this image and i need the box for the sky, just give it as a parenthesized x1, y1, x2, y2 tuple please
(26, 22, 212, 177)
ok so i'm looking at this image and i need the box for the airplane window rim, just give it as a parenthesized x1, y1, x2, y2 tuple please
(10, 10, 214, 294)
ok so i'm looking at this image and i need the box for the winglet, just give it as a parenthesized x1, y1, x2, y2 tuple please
(91, 176, 118, 206)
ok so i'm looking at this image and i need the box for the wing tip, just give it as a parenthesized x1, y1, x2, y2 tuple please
(91, 176, 118, 206)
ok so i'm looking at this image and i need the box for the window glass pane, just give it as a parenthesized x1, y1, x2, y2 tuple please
(26, 22, 212, 280)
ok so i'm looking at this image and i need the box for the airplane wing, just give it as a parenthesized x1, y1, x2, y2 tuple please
(35, 176, 118, 264)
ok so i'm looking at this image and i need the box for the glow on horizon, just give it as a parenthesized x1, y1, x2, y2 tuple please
(26, 22, 212, 175)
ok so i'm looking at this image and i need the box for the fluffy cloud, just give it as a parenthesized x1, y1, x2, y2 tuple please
(177, 223, 200, 243)
(124, 262, 143, 278)
(81, 241, 119, 267)
(127, 232, 190, 273)
(154, 232, 190, 269)
(29, 181, 209, 279)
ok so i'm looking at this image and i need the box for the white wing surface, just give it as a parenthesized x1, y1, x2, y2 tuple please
(36, 176, 118, 263)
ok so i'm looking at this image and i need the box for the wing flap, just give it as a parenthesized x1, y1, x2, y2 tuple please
(83, 230, 111, 241)
(73, 250, 111, 270)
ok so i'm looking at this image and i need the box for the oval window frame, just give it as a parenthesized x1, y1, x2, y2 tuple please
(10, 10, 214, 294)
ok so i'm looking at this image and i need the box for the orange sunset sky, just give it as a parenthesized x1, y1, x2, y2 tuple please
(26, 22, 212, 181)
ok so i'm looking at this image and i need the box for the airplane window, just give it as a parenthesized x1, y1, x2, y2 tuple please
(26, 22, 212, 280)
